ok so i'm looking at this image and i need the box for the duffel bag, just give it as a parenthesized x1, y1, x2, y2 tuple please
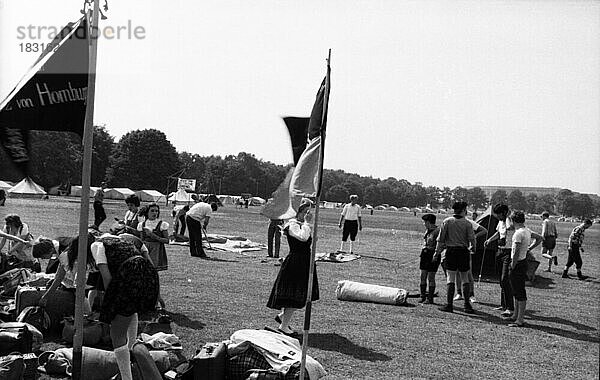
(0, 322, 33, 355)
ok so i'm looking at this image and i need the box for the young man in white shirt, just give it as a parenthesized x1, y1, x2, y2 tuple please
(338, 195, 362, 253)
(539, 212, 558, 272)
(186, 201, 218, 258)
(506, 210, 543, 327)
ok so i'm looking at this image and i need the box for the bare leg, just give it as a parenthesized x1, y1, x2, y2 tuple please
(111, 314, 135, 380)
(278, 307, 297, 333)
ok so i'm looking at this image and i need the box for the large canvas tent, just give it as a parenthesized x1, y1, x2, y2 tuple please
(8, 177, 46, 198)
(104, 188, 135, 200)
(136, 190, 166, 203)
(249, 196, 266, 206)
(70, 185, 100, 197)
(0, 181, 13, 191)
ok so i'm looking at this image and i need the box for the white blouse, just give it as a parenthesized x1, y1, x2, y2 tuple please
(284, 219, 311, 242)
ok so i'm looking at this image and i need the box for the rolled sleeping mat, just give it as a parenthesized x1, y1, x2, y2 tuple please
(336, 280, 408, 305)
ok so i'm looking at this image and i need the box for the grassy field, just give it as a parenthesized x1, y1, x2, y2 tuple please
(3, 197, 599, 379)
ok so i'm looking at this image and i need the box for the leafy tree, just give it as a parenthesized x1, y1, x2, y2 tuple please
(555, 189, 575, 216)
(106, 129, 180, 190)
(90, 125, 115, 185)
(490, 190, 508, 207)
(325, 184, 350, 203)
(525, 193, 538, 214)
(536, 194, 556, 215)
(468, 187, 488, 212)
(507, 190, 528, 211)
(440, 187, 453, 209)
(425, 186, 441, 209)
(572, 194, 594, 219)
(363, 184, 380, 206)
(452, 186, 469, 203)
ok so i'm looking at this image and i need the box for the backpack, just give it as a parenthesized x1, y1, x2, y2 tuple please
(0, 353, 24, 380)
(16, 306, 50, 333)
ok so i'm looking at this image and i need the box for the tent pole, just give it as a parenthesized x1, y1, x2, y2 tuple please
(299, 49, 331, 380)
(72, 1, 100, 378)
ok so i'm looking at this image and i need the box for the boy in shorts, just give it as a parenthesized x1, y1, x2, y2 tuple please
(418, 214, 440, 304)
(434, 202, 476, 314)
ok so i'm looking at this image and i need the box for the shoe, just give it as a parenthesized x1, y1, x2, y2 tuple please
(418, 297, 426, 304)
(577, 274, 588, 280)
(508, 322, 526, 328)
(553, 257, 558, 265)
(562, 272, 570, 279)
(423, 298, 433, 304)
(453, 294, 463, 301)
(277, 328, 299, 337)
(501, 314, 516, 320)
(464, 305, 475, 314)
(493, 306, 504, 311)
(542, 253, 552, 260)
(501, 309, 514, 317)
(469, 296, 477, 304)
(439, 305, 454, 313)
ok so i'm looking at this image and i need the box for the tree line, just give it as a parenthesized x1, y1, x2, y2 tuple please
(1, 128, 598, 218)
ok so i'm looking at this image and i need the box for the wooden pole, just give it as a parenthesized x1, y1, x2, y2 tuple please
(72, 1, 100, 378)
(299, 49, 331, 380)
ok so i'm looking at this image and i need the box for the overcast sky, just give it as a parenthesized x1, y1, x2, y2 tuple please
(1, 0, 599, 194)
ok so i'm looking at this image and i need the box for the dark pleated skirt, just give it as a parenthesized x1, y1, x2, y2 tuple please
(99, 255, 159, 323)
(267, 251, 319, 310)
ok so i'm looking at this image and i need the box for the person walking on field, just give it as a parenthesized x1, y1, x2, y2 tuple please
(434, 201, 477, 314)
(540, 211, 558, 272)
(93, 182, 107, 230)
(186, 201, 218, 258)
(338, 195, 362, 253)
(418, 214, 440, 304)
(505, 211, 543, 327)
(562, 219, 593, 280)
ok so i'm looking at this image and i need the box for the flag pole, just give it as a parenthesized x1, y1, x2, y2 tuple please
(72, 0, 100, 378)
(299, 49, 331, 380)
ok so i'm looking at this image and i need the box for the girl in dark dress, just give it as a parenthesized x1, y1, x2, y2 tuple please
(267, 200, 319, 335)
(71, 234, 159, 380)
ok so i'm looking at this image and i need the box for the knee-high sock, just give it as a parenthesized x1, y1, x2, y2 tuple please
(446, 283, 455, 306)
(462, 284, 471, 307)
(339, 241, 344, 251)
(114, 344, 133, 380)
(127, 313, 138, 349)
(419, 284, 427, 299)
(428, 284, 436, 302)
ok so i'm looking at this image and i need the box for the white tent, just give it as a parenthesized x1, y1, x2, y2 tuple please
(423, 207, 434, 212)
(136, 190, 166, 203)
(104, 188, 135, 200)
(249, 196, 266, 206)
(387, 206, 398, 211)
(374, 205, 387, 210)
(168, 188, 193, 203)
(218, 194, 238, 205)
(412, 207, 422, 213)
(322, 201, 337, 209)
(399, 207, 411, 212)
(70, 186, 100, 197)
(364, 204, 373, 209)
(8, 177, 46, 198)
(0, 181, 13, 191)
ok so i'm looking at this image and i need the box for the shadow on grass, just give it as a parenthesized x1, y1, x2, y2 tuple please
(526, 310, 597, 332)
(196, 256, 239, 263)
(308, 333, 392, 362)
(464, 308, 599, 344)
(168, 311, 206, 330)
(529, 276, 555, 289)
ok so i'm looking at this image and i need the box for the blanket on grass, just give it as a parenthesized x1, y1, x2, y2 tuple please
(170, 234, 266, 253)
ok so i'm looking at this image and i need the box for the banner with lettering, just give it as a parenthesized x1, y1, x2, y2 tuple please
(177, 178, 197, 191)
(0, 16, 89, 173)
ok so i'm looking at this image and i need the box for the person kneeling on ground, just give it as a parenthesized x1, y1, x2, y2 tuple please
(434, 201, 476, 314)
(562, 219, 593, 280)
(418, 213, 440, 304)
(505, 210, 543, 327)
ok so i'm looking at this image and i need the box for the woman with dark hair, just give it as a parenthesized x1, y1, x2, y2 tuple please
(0, 214, 36, 270)
(122, 194, 141, 236)
(267, 199, 319, 335)
(78, 234, 158, 380)
(138, 202, 169, 310)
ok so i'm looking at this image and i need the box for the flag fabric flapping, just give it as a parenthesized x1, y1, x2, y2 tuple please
(288, 78, 327, 198)
(260, 168, 297, 220)
(282, 117, 309, 165)
(0, 16, 89, 173)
